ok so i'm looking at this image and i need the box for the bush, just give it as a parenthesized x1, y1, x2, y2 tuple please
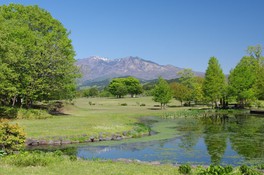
(0, 119, 26, 154)
(140, 103, 146, 106)
(240, 165, 260, 175)
(178, 164, 191, 174)
(3, 151, 62, 167)
(17, 109, 52, 119)
(0, 107, 18, 119)
(198, 165, 234, 175)
(120, 103, 127, 106)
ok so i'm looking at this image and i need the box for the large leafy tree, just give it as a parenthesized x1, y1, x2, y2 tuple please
(152, 77, 172, 109)
(203, 57, 225, 108)
(0, 4, 79, 107)
(228, 56, 258, 107)
(123, 77, 143, 97)
(170, 82, 192, 106)
(108, 78, 128, 98)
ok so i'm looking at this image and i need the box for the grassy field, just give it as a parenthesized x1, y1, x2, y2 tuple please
(15, 96, 185, 140)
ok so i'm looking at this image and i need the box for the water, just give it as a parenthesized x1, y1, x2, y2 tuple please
(75, 114, 264, 165)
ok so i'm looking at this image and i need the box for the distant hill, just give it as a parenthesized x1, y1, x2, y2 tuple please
(76, 56, 204, 87)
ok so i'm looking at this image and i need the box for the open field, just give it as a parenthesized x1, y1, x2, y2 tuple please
(15, 97, 185, 140)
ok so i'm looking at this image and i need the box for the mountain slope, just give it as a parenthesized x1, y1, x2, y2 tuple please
(76, 56, 203, 85)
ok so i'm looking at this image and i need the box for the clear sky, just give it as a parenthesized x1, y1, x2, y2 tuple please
(1, 0, 264, 73)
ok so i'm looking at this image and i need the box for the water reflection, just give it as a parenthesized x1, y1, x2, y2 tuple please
(77, 114, 264, 165)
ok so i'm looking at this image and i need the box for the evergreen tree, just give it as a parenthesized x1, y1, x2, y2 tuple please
(203, 57, 225, 108)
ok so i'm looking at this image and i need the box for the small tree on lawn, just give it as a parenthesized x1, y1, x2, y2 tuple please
(152, 77, 173, 109)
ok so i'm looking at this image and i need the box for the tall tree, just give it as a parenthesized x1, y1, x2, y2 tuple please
(152, 77, 172, 109)
(228, 56, 258, 107)
(0, 4, 79, 107)
(248, 45, 264, 100)
(203, 57, 225, 108)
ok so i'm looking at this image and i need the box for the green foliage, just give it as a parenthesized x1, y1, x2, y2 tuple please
(108, 77, 143, 98)
(170, 82, 192, 106)
(152, 77, 173, 109)
(178, 164, 191, 174)
(17, 108, 52, 119)
(203, 57, 226, 107)
(3, 151, 63, 167)
(120, 103, 128, 106)
(0, 119, 26, 154)
(178, 68, 195, 89)
(240, 165, 261, 175)
(0, 4, 79, 107)
(108, 78, 128, 98)
(228, 56, 258, 107)
(198, 165, 233, 175)
(0, 107, 18, 119)
(83, 87, 99, 98)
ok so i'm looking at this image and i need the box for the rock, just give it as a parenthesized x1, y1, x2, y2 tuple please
(39, 140, 48, 145)
(53, 140, 61, 145)
(71, 141, 79, 144)
(26, 139, 39, 146)
(61, 140, 71, 145)
(116, 136, 123, 141)
(90, 137, 95, 142)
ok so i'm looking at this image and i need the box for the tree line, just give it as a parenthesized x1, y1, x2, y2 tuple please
(79, 45, 264, 109)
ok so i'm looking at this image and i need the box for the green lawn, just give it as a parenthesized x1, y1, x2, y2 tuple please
(15, 97, 184, 139)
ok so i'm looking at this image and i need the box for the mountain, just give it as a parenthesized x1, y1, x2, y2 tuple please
(76, 56, 203, 86)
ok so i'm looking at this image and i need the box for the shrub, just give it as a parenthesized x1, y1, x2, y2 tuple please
(17, 109, 52, 119)
(0, 119, 26, 154)
(0, 107, 18, 119)
(140, 103, 146, 106)
(198, 165, 234, 175)
(178, 164, 191, 174)
(120, 103, 127, 106)
(3, 151, 62, 167)
(240, 165, 260, 175)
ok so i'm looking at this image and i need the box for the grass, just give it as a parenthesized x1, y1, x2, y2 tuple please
(14, 97, 186, 140)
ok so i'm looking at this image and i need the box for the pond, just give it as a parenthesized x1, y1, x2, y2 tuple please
(76, 114, 264, 166)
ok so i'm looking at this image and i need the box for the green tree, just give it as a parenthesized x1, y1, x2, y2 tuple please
(193, 77, 205, 104)
(203, 57, 226, 108)
(108, 79, 128, 98)
(83, 87, 99, 98)
(170, 82, 192, 106)
(248, 45, 264, 100)
(177, 68, 195, 89)
(123, 77, 143, 97)
(152, 77, 172, 109)
(228, 56, 258, 107)
(0, 4, 79, 107)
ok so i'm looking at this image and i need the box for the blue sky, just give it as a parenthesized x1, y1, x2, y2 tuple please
(1, 0, 264, 73)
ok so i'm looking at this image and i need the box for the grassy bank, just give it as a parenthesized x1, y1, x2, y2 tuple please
(1, 152, 260, 175)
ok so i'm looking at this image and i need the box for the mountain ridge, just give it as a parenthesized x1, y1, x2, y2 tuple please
(76, 56, 204, 86)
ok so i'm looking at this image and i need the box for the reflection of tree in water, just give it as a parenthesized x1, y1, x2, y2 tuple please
(176, 118, 203, 151)
(228, 115, 264, 160)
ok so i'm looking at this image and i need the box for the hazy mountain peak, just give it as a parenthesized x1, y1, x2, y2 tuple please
(76, 56, 203, 85)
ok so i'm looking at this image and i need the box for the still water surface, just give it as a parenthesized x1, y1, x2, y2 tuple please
(77, 114, 264, 165)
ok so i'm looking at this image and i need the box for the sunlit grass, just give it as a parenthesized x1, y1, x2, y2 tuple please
(14, 97, 186, 139)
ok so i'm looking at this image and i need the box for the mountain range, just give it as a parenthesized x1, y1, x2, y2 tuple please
(76, 56, 203, 87)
